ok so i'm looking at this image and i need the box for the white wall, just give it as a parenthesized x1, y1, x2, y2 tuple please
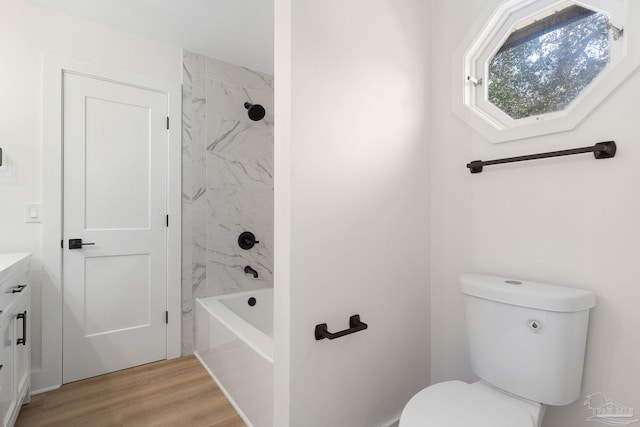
(430, 2, 640, 426)
(274, 1, 431, 425)
(0, 0, 181, 391)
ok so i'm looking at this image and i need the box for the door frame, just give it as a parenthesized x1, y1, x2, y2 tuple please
(39, 53, 181, 393)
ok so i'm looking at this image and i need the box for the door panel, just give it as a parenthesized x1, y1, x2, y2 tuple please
(62, 72, 168, 384)
(84, 97, 151, 230)
(83, 254, 150, 337)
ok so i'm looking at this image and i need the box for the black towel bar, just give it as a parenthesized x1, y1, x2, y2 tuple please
(315, 315, 368, 341)
(467, 141, 616, 174)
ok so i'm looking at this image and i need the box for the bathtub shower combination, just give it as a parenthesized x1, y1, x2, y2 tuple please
(184, 51, 275, 427)
(195, 288, 274, 427)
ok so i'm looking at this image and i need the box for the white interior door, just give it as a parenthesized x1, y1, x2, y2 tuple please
(62, 72, 168, 384)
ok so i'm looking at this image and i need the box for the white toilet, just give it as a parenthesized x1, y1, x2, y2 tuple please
(399, 273, 596, 427)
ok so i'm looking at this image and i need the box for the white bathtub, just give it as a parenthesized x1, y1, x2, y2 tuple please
(195, 288, 273, 427)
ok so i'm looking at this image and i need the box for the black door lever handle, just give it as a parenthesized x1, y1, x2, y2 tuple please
(69, 239, 95, 249)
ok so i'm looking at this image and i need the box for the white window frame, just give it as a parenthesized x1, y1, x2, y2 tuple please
(453, 0, 640, 143)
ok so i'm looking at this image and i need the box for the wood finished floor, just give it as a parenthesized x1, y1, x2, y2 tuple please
(16, 356, 246, 427)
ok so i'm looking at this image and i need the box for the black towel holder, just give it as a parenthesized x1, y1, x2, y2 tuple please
(315, 315, 368, 341)
(467, 141, 616, 174)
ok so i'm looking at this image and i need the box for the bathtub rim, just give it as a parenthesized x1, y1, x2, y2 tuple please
(196, 288, 274, 363)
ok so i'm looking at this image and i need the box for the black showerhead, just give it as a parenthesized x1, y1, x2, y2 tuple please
(244, 102, 266, 121)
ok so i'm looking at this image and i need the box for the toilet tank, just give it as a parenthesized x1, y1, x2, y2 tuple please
(460, 273, 596, 406)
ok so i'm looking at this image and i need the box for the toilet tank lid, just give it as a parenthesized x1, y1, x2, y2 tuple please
(460, 273, 596, 312)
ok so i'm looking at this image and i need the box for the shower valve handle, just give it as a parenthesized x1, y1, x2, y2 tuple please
(238, 231, 259, 250)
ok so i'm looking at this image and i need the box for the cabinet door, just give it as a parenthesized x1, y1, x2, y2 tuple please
(12, 301, 28, 402)
(0, 320, 13, 427)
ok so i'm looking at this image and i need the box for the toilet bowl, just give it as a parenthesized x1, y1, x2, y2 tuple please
(400, 381, 545, 427)
(399, 273, 595, 427)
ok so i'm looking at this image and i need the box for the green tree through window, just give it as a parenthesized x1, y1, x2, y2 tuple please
(488, 7, 610, 120)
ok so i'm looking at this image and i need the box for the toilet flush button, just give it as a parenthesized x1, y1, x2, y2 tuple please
(529, 320, 542, 331)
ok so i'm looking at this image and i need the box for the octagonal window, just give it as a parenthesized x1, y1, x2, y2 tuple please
(453, 0, 639, 143)
(488, 4, 610, 120)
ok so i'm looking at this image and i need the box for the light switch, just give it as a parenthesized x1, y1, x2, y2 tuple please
(25, 203, 41, 223)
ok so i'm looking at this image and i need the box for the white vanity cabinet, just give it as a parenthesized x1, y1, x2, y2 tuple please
(0, 254, 31, 427)
(0, 320, 12, 425)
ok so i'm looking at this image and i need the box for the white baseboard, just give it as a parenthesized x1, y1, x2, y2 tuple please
(30, 384, 61, 395)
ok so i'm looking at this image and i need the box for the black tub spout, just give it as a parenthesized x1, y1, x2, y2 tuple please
(244, 265, 259, 278)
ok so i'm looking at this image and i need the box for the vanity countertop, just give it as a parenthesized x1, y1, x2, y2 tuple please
(0, 253, 31, 283)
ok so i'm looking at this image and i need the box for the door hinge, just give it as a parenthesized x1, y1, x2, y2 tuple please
(166, 215, 169, 227)
(166, 117, 170, 130)
(165, 311, 169, 324)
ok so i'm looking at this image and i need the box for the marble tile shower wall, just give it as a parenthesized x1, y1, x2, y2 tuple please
(182, 51, 274, 354)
